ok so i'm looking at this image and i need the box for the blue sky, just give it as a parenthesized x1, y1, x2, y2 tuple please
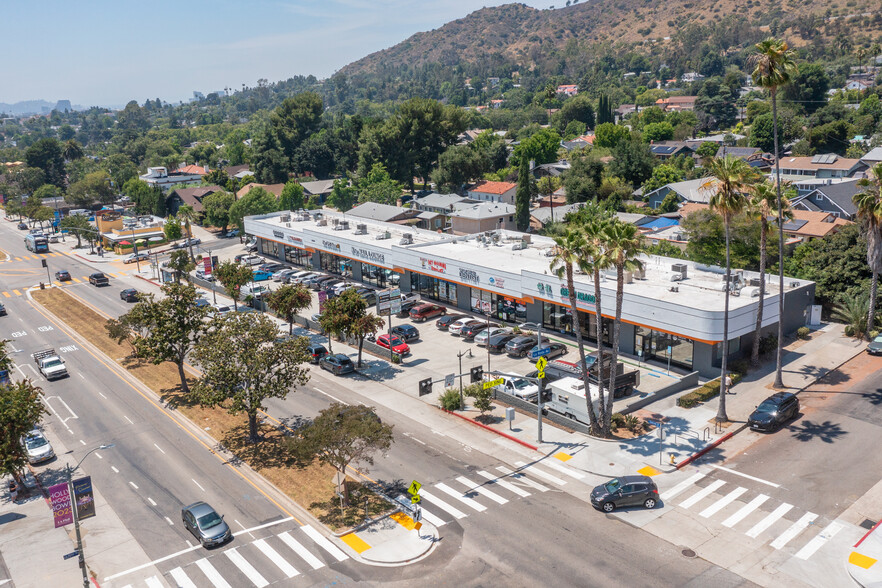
(5, 0, 550, 108)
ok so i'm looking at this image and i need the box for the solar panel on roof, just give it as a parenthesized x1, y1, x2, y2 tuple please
(782, 219, 808, 231)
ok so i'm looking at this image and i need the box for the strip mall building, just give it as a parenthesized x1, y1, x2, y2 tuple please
(245, 210, 815, 378)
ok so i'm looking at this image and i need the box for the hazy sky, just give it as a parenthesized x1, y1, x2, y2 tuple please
(5, 0, 551, 108)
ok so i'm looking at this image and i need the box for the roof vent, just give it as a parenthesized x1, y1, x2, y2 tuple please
(399, 233, 413, 245)
(280, 213, 290, 222)
(355, 224, 367, 235)
(375, 231, 391, 240)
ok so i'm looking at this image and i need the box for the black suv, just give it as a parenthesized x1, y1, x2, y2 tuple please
(319, 353, 355, 375)
(748, 392, 799, 432)
(391, 324, 419, 342)
(590, 475, 659, 513)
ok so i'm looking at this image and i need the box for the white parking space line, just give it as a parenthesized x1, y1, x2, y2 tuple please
(770, 512, 818, 549)
(746, 503, 793, 538)
(435, 482, 487, 512)
(496, 466, 549, 492)
(455, 476, 508, 504)
(680, 480, 726, 509)
(660, 472, 705, 501)
(300, 524, 349, 561)
(419, 490, 468, 519)
(169, 567, 197, 588)
(124, 415, 134, 424)
(700, 486, 747, 518)
(540, 459, 586, 480)
(514, 461, 566, 486)
(79, 439, 86, 446)
(710, 465, 780, 488)
(225, 548, 268, 587)
(722, 494, 770, 528)
(110, 466, 119, 473)
(94, 453, 102, 459)
(477, 470, 530, 497)
(796, 521, 844, 560)
(417, 506, 447, 527)
(195, 557, 232, 588)
(128, 481, 138, 490)
(98, 392, 107, 399)
(254, 538, 299, 578)
(278, 531, 325, 570)
(144, 576, 164, 588)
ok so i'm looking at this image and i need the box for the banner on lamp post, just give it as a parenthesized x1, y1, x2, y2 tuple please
(49, 482, 73, 528)
(72, 476, 96, 521)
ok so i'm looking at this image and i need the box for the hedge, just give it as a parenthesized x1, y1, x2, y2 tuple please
(677, 373, 743, 408)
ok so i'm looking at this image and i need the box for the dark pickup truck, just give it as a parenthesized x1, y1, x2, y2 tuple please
(526, 353, 640, 399)
(89, 272, 110, 286)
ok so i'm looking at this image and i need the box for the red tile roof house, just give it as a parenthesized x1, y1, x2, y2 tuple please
(557, 84, 579, 97)
(466, 181, 518, 205)
(655, 96, 697, 111)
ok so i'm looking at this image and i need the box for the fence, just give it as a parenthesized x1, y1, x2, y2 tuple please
(492, 389, 594, 436)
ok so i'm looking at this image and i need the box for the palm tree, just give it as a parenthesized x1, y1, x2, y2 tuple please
(857, 47, 868, 76)
(748, 37, 798, 389)
(703, 155, 757, 422)
(176, 204, 199, 263)
(550, 226, 601, 436)
(854, 163, 882, 338)
(62, 139, 84, 161)
(747, 181, 792, 365)
(600, 219, 644, 435)
(872, 43, 882, 72)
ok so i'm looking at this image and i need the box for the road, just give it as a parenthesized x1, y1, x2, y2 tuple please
(0, 216, 754, 587)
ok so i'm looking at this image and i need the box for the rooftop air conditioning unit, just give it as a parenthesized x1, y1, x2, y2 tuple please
(340, 220, 349, 230)
(671, 263, 688, 280)
(316, 219, 327, 226)
(280, 213, 290, 222)
(790, 281, 800, 288)
(286, 223, 291, 228)
(743, 286, 761, 297)
(399, 233, 413, 245)
(668, 272, 683, 282)
(714, 282, 728, 291)
(632, 266, 646, 280)
(511, 241, 528, 251)
(375, 231, 391, 240)
(355, 223, 367, 235)
(623, 270, 633, 284)
(749, 277, 761, 288)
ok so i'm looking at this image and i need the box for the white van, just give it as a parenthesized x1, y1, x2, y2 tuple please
(546, 376, 602, 425)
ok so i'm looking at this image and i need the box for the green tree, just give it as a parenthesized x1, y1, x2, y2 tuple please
(32, 183, 60, 204)
(356, 163, 402, 205)
(780, 63, 829, 115)
(59, 213, 92, 248)
(193, 312, 310, 443)
(163, 217, 183, 242)
(177, 204, 199, 262)
(657, 192, 681, 213)
(327, 179, 357, 212)
(266, 283, 313, 335)
(32, 206, 55, 230)
(807, 120, 853, 156)
(214, 260, 254, 311)
(25, 138, 66, 188)
(351, 313, 386, 367)
(166, 250, 195, 283)
(279, 180, 305, 211)
(152, 186, 167, 217)
(593, 123, 629, 149)
(748, 113, 784, 153)
(62, 139, 84, 161)
(642, 122, 675, 143)
(696, 142, 720, 160)
(513, 128, 562, 166)
(202, 191, 235, 233)
(294, 403, 394, 505)
(466, 383, 494, 419)
(123, 178, 156, 215)
(431, 144, 486, 193)
(228, 186, 279, 231)
(562, 150, 604, 203)
(596, 94, 614, 126)
(515, 157, 533, 231)
(854, 163, 882, 339)
(641, 164, 684, 196)
(554, 94, 596, 132)
(202, 168, 231, 188)
(0, 378, 48, 483)
(609, 136, 656, 186)
(66, 171, 114, 206)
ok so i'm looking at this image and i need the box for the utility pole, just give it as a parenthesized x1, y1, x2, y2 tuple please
(67, 444, 114, 588)
(537, 322, 544, 444)
(457, 348, 472, 408)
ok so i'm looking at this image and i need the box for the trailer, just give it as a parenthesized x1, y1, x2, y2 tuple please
(545, 377, 602, 425)
(527, 355, 640, 398)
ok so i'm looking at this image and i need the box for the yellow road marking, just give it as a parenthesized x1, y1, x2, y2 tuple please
(106, 272, 117, 278)
(637, 465, 661, 477)
(53, 281, 62, 287)
(72, 278, 81, 283)
(849, 552, 877, 569)
(553, 451, 572, 462)
(340, 533, 371, 553)
(38, 254, 47, 258)
(12, 289, 21, 296)
(390, 511, 417, 531)
(14, 257, 22, 262)
(2, 292, 9, 298)
(81, 276, 89, 281)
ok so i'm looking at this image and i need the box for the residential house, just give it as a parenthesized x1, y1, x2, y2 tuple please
(713, 146, 761, 160)
(557, 85, 579, 97)
(346, 202, 420, 225)
(490, 99, 505, 109)
(643, 177, 713, 208)
(684, 134, 747, 149)
(780, 209, 853, 241)
(772, 154, 865, 185)
(449, 202, 517, 235)
(223, 164, 252, 179)
(649, 141, 694, 161)
(790, 180, 863, 220)
(467, 181, 518, 205)
(166, 185, 223, 217)
(139, 165, 207, 191)
(530, 203, 584, 230)
(681, 72, 705, 83)
(845, 79, 873, 92)
(300, 179, 335, 203)
(236, 182, 285, 199)
(561, 138, 591, 152)
(655, 96, 697, 111)
(412, 192, 477, 231)
(615, 104, 637, 120)
(533, 161, 571, 178)
(860, 147, 882, 168)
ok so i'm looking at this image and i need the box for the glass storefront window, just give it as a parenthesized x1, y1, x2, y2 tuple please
(410, 273, 457, 305)
(361, 263, 401, 288)
(284, 246, 311, 267)
(260, 239, 279, 258)
(319, 252, 351, 276)
(636, 325, 694, 369)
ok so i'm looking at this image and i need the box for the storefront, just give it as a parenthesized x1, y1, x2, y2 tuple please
(635, 326, 694, 370)
(410, 273, 458, 305)
(362, 262, 400, 288)
(319, 251, 352, 276)
(284, 245, 311, 266)
(470, 288, 526, 323)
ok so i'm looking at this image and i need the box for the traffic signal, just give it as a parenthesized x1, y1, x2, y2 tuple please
(470, 366, 483, 383)
(418, 377, 432, 397)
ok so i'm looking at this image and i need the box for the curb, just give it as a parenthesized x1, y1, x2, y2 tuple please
(855, 519, 882, 548)
(675, 427, 743, 469)
(441, 409, 539, 451)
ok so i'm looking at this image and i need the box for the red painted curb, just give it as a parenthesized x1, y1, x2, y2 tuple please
(91, 576, 102, 588)
(676, 430, 735, 469)
(855, 519, 882, 548)
(442, 409, 539, 451)
(135, 274, 161, 287)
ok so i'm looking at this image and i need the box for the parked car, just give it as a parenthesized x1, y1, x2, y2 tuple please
(194, 269, 214, 282)
(436, 314, 466, 330)
(494, 375, 539, 401)
(183, 237, 201, 247)
(290, 272, 318, 284)
(300, 274, 327, 287)
(517, 322, 541, 332)
(527, 341, 569, 361)
(258, 263, 287, 273)
(123, 252, 149, 264)
(868, 335, 882, 355)
(252, 269, 273, 282)
(319, 353, 355, 375)
(306, 343, 328, 364)
(55, 269, 72, 282)
(181, 501, 232, 548)
(234, 254, 264, 266)
(331, 282, 355, 296)
(88, 272, 109, 286)
(474, 327, 509, 347)
(211, 304, 232, 316)
(487, 332, 518, 353)
(194, 298, 210, 309)
(310, 276, 338, 290)
(391, 324, 420, 342)
(357, 288, 377, 305)
(748, 392, 799, 432)
(0, 302, 6, 316)
(119, 288, 140, 302)
(505, 335, 541, 357)
(21, 429, 54, 464)
(409, 303, 446, 322)
(590, 475, 659, 513)
(17, 222, 28, 230)
(273, 269, 299, 282)
(241, 284, 271, 298)
(376, 334, 410, 356)
(449, 318, 483, 336)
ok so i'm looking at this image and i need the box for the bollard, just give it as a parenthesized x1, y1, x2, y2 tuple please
(669, 452, 677, 465)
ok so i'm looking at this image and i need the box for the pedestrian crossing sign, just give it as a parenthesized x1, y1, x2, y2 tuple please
(408, 480, 422, 496)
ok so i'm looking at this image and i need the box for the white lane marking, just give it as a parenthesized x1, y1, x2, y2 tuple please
(164, 516, 174, 526)
(124, 415, 134, 424)
(103, 545, 202, 582)
(514, 461, 566, 486)
(78, 373, 86, 380)
(710, 465, 781, 488)
(234, 516, 294, 536)
(796, 521, 844, 560)
(144, 576, 163, 588)
(679, 479, 726, 509)
(168, 567, 197, 588)
(128, 481, 138, 490)
(110, 466, 119, 473)
(417, 506, 446, 527)
(195, 558, 232, 588)
(541, 458, 586, 480)
(700, 486, 747, 518)
(431, 429, 446, 437)
(94, 453, 102, 460)
(313, 387, 348, 405)
(225, 548, 269, 587)
(147, 497, 157, 506)
(746, 503, 793, 538)
(455, 476, 508, 505)
(79, 439, 86, 446)
(770, 512, 818, 549)
(496, 466, 549, 492)
(153, 443, 165, 454)
(722, 494, 770, 528)
(301, 524, 348, 561)
(477, 470, 530, 497)
(235, 519, 254, 539)
(98, 392, 107, 399)
(254, 538, 299, 578)
(660, 472, 705, 501)
(192, 479, 205, 492)
(402, 431, 426, 445)
(435, 482, 487, 512)
(278, 531, 325, 570)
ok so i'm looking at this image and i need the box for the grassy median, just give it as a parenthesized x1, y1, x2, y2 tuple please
(30, 287, 385, 530)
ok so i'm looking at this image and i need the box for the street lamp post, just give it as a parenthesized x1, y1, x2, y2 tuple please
(67, 443, 115, 588)
(131, 228, 141, 273)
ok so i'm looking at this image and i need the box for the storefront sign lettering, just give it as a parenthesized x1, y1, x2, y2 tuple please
(488, 276, 505, 289)
(321, 240, 340, 252)
(272, 230, 284, 239)
(537, 282, 554, 296)
(421, 258, 447, 274)
(287, 235, 303, 246)
(459, 268, 479, 284)
(350, 247, 385, 264)
(559, 287, 596, 304)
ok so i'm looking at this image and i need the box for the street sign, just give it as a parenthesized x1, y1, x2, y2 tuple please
(536, 357, 548, 371)
(444, 373, 455, 388)
(63, 550, 79, 560)
(537, 369, 545, 380)
(407, 480, 422, 496)
(482, 377, 504, 390)
(411, 494, 421, 504)
(72, 476, 95, 521)
(532, 346, 552, 359)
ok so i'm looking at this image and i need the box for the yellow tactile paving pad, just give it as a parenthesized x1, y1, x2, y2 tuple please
(390, 511, 418, 530)
(340, 532, 371, 553)
(849, 551, 878, 569)
(553, 452, 572, 462)
(638, 465, 661, 477)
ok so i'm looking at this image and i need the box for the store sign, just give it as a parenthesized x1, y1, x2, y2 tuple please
(272, 230, 284, 239)
(421, 258, 447, 274)
(350, 247, 385, 264)
(488, 276, 505, 289)
(321, 240, 340, 252)
(459, 268, 479, 284)
(560, 286, 597, 304)
(537, 282, 555, 296)
(287, 235, 303, 246)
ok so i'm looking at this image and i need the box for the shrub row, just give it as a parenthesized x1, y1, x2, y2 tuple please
(677, 372, 743, 408)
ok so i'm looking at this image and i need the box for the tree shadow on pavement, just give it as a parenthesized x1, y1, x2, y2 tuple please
(798, 364, 851, 387)
(788, 420, 847, 443)
(861, 389, 882, 406)
(219, 424, 299, 470)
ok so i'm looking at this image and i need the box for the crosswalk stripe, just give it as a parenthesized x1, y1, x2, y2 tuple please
(417, 506, 447, 527)
(278, 531, 324, 570)
(660, 472, 705, 501)
(225, 548, 268, 587)
(194, 558, 231, 588)
(455, 476, 508, 505)
(496, 466, 549, 492)
(301, 524, 349, 561)
(72, 277, 81, 283)
(795, 521, 844, 560)
(514, 461, 566, 486)
(14, 257, 22, 262)
(477, 470, 530, 497)
(700, 486, 747, 518)
(680, 479, 726, 509)
(435, 482, 487, 512)
(144, 577, 164, 588)
(169, 567, 197, 588)
(722, 494, 770, 528)
(2, 292, 9, 298)
(539, 459, 586, 480)
(254, 538, 298, 578)
(746, 503, 793, 538)
(12, 289, 21, 296)
(420, 490, 468, 519)
(770, 512, 818, 549)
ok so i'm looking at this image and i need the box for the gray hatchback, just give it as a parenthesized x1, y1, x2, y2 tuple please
(181, 501, 232, 547)
(590, 475, 659, 513)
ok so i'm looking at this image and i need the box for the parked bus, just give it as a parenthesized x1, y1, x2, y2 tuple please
(24, 233, 49, 253)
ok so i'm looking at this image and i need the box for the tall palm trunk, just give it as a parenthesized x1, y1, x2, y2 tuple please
(592, 267, 608, 435)
(869, 269, 879, 338)
(772, 88, 786, 389)
(606, 266, 624, 436)
(718, 221, 732, 422)
(751, 218, 768, 365)
(567, 265, 600, 435)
